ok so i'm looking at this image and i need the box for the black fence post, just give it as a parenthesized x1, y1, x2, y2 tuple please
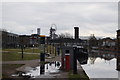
(40, 53, 45, 62)
(73, 47, 77, 74)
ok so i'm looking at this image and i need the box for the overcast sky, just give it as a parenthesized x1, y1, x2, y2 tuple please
(2, 2, 118, 38)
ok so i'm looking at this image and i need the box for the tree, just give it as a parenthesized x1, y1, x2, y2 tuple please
(88, 34, 98, 50)
(58, 33, 73, 39)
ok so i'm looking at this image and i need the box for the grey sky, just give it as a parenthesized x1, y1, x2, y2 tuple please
(2, 2, 118, 38)
(1, 0, 119, 2)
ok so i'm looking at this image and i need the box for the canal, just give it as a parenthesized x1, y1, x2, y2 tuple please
(78, 50, 120, 80)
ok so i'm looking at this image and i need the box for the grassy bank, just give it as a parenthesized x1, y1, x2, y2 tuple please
(2, 48, 40, 61)
(2, 47, 58, 61)
(2, 52, 39, 61)
(2, 48, 40, 53)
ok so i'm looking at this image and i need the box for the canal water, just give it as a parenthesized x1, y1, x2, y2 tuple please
(78, 50, 120, 79)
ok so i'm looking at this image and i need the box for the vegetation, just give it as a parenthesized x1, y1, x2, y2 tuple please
(58, 32, 73, 39)
(89, 34, 98, 47)
(45, 45, 57, 54)
(3, 48, 40, 53)
(2, 46, 58, 61)
(2, 52, 39, 61)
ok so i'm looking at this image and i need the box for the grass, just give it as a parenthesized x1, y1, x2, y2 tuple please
(2, 52, 40, 61)
(23, 48, 40, 53)
(3, 48, 40, 53)
(2, 46, 58, 61)
(2, 48, 40, 61)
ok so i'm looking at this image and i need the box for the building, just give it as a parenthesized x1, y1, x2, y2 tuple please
(30, 34, 40, 47)
(1, 29, 41, 48)
(100, 37, 116, 48)
(2, 30, 19, 48)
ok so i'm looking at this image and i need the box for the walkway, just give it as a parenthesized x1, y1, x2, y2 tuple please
(2, 55, 88, 79)
(2, 55, 61, 72)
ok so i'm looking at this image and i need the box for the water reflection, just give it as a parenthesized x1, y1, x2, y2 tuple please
(78, 56, 88, 65)
(19, 61, 61, 78)
(40, 64, 45, 74)
(79, 50, 119, 79)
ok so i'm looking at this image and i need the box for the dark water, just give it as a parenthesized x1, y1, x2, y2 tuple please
(78, 50, 120, 79)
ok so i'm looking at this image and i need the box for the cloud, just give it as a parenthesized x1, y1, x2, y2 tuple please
(2, 2, 118, 38)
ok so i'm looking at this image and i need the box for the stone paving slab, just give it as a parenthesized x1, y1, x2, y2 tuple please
(2, 55, 88, 79)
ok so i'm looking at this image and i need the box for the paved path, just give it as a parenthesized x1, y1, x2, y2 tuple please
(2, 59, 40, 72)
(2, 55, 69, 78)
(2, 55, 88, 79)
(2, 55, 61, 72)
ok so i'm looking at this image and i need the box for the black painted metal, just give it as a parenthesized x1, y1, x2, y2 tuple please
(40, 53, 45, 62)
(73, 47, 77, 74)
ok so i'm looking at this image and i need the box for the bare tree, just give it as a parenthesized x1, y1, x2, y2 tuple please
(88, 34, 98, 51)
(58, 33, 73, 39)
